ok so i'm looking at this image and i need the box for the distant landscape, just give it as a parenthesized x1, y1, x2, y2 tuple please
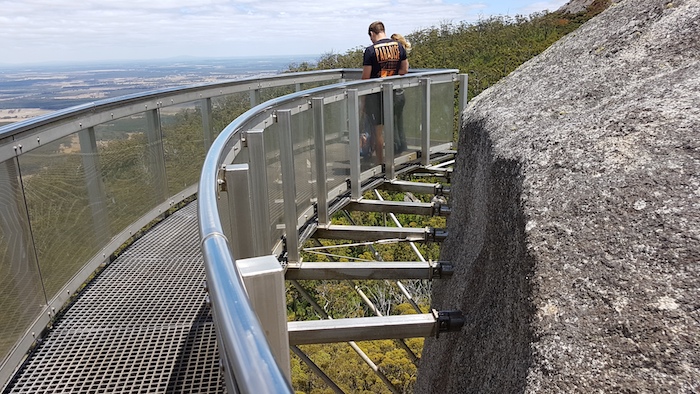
(0, 55, 318, 124)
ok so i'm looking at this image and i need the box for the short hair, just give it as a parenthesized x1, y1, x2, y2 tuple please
(368, 21, 385, 35)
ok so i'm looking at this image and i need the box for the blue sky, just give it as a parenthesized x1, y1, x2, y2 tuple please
(0, 0, 569, 65)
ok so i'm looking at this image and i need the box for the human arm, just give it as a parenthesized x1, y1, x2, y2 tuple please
(362, 65, 372, 79)
(398, 59, 408, 76)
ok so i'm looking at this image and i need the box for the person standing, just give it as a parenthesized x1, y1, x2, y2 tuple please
(362, 21, 408, 163)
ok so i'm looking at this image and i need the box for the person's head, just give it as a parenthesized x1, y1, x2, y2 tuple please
(391, 33, 412, 54)
(368, 21, 386, 43)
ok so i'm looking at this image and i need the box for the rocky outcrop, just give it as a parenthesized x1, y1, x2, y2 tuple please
(416, 0, 699, 392)
(558, 0, 598, 14)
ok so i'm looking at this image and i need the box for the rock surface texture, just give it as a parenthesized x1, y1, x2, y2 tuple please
(558, 0, 597, 14)
(416, 0, 699, 392)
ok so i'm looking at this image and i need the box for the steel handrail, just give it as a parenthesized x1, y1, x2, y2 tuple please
(0, 68, 354, 140)
(198, 69, 458, 392)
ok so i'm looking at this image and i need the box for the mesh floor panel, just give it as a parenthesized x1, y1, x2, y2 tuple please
(6, 202, 225, 394)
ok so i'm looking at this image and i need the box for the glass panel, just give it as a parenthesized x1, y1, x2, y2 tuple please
(323, 99, 350, 192)
(292, 110, 316, 216)
(212, 92, 252, 140)
(264, 121, 284, 244)
(360, 92, 383, 170)
(94, 113, 163, 236)
(161, 102, 206, 195)
(18, 132, 104, 298)
(0, 158, 45, 362)
(259, 86, 296, 103)
(430, 81, 456, 147)
(396, 86, 422, 154)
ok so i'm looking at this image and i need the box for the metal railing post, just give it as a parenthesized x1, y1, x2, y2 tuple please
(382, 83, 395, 180)
(312, 97, 329, 226)
(459, 74, 469, 125)
(250, 88, 261, 107)
(347, 89, 361, 200)
(246, 129, 272, 256)
(145, 108, 168, 201)
(221, 164, 255, 259)
(201, 97, 214, 151)
(277, 110, 300, 263)
(420, 78, 431, 166)
(238, 255, 291, 380)
(78, 127, 109, 246)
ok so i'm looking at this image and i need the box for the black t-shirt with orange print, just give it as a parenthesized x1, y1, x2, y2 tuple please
(363, 38, 407, 78)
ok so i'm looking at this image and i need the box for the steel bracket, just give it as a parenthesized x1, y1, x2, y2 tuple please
(433, 309, 465, 338)
(432, 262, 454, 279)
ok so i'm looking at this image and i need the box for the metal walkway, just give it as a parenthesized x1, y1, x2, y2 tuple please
(0, 68, 465, 393)
(5, 202, 224, 393)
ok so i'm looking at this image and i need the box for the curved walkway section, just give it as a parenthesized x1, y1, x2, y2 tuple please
(1, 68, 463, 392)
(6, 202, 223, 393)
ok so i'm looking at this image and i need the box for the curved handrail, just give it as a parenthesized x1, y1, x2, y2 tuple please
(0, 69, 357, 165)
(198, 69, 459, 392)
(0, 69, 357, 390)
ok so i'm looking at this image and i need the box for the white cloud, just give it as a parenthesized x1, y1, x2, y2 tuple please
(518, 1, 569, 15)
(0, 0, 573, 64)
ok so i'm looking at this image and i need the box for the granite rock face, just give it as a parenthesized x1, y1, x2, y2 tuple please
(416, 0, 699, 392)
(558, 0, 597, 14)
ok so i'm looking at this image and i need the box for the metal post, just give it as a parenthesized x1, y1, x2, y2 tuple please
(312, 97, 329, 226)
(145, 108, 168, 201)
(277, 110, 299, 263)
(459, 74, 469, 125)
(347, 89, 361, 200)
(382, 83, 395, 180)
(78, 127, 109, 246)
(420, 78, 431, 166)
(238, 255, 291, 380)
(250, 89, 261, 107)
(201, 97, 214, 151)
(246, 129, 272, 255)
(221, 164, 255, 259)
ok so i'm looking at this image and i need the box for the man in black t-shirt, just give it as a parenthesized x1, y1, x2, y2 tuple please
(361, 21, 408, 163)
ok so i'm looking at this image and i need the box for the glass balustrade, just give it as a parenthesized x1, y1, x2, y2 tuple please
(0, 158, 45, 364)
(0, 70, 351, 388)
(430, 80, 457, 147)
(0, 68, 462, 393)
(199, 69, 461, 392)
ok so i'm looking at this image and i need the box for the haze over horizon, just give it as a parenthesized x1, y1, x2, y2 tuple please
(1, 0, 569, 66)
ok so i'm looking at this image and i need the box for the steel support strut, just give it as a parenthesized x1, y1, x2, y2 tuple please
(313, 225, 448, 242)
(285, 261, 455, 280)
(288, 309, 465, 345)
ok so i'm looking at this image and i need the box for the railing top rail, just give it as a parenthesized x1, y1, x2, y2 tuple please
(0, 68, 353, 140)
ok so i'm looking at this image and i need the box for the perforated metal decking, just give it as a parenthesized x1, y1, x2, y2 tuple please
(6, 202, 224, 394)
